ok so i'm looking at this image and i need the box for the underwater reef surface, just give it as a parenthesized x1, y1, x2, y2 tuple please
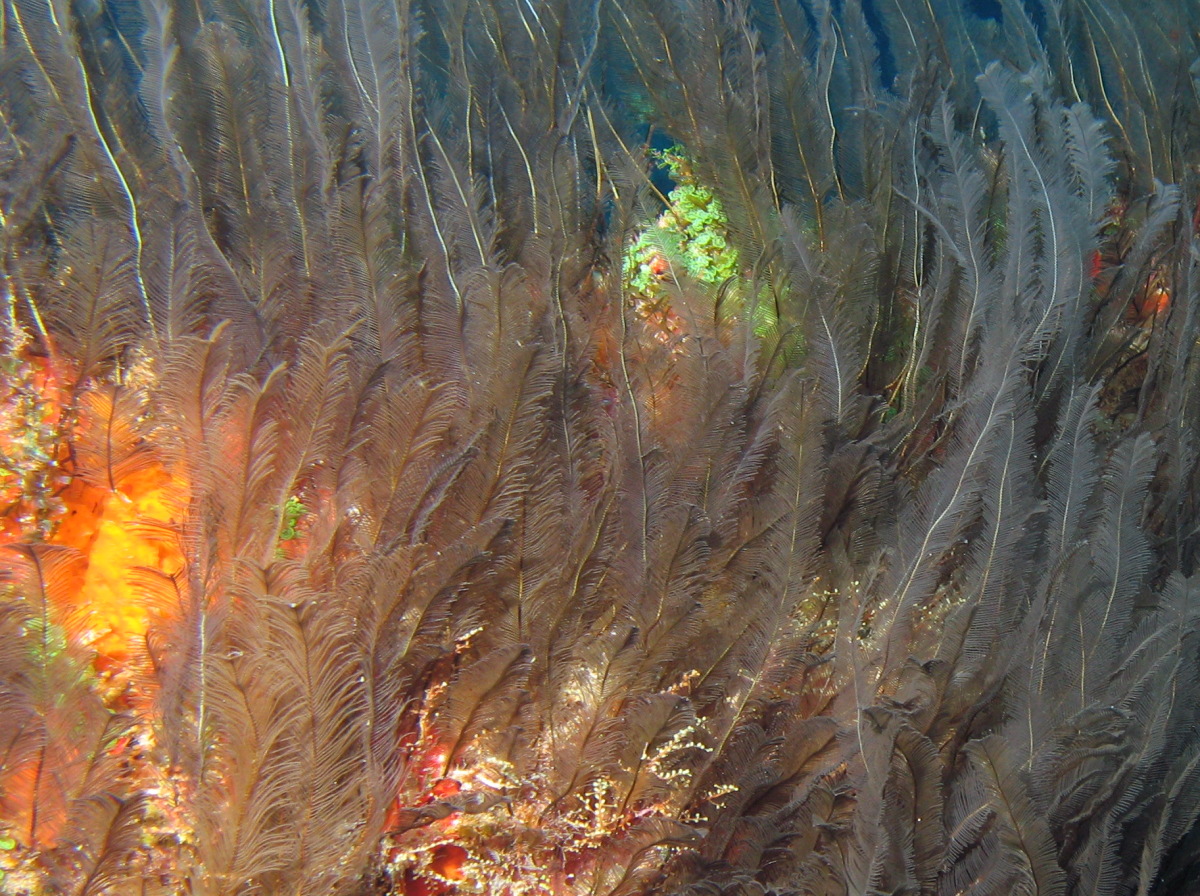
(2, 0, 1200, 893)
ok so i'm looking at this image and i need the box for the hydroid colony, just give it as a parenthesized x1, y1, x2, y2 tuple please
(2, 1, 1200, 894)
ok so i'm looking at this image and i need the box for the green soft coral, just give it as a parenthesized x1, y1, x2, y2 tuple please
(625, 149, 740, 301)
(279, 495, 307, 542)
(624, 148, 780, 338)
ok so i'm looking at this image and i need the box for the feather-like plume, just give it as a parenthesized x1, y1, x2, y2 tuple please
(5, 1, 1200, 894)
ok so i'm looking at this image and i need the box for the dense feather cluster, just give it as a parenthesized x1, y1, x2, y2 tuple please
(2, 1, 1200, 894)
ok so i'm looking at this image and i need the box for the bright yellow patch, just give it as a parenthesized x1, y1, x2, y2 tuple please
(52, 463, 186, 662)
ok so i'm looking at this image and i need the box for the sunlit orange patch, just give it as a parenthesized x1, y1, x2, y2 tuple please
(429, 843, 468, 881)
(400, 870, 442, 896)
(1147, 285, 1170, 317)
(50, 462, 186, 661)
(1129, 283, 1171, 324)
(429, 778, 462, 800)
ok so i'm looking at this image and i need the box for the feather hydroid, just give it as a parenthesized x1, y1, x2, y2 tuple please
(2, 1, 1200, 895)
